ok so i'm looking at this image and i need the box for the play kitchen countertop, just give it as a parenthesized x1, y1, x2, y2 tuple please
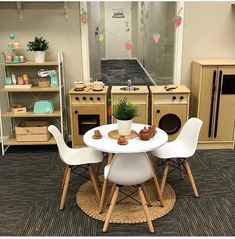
(69, 86, 109, 94)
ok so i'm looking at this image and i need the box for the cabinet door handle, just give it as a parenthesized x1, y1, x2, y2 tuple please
(208, 70, 216, 138)
(156, 109, 160, 113)
(214, 70, 222, 138)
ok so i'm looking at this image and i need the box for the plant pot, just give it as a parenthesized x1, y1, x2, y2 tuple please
(33, 51, 45, 63)
(117, 119, 132, 136)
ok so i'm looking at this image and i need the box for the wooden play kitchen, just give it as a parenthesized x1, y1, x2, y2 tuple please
(111, 86, 149, 124)
(191, 59, 235, 149)
(69, 86, 108, 147)
(150, 85, 190, 141)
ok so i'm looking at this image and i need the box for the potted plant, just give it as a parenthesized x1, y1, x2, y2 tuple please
(113, 97, 138, 135)
(27, 37, 49, 63)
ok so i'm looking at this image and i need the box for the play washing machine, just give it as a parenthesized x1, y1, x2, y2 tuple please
(150, 85, 190, 141)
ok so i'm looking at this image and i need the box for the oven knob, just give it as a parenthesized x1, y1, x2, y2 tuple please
(90, 97, 93, 101)
(83, 97, 86, 101)
(180, 96, 184, 100)
(172, 96, 176, 100)
(75, 97, 79, 101)
(156, 109, 160, 113)
(74, 110, 78, 114)
(97, 97, 101, 101)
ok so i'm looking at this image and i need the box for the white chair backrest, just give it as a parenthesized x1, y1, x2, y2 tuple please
(48, 125, 69, 164)
(175, 117, 203, 155)
(106, 153, 153, 186)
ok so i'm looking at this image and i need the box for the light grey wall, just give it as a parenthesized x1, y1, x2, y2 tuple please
(181, 1, 235, 87)
(0, 2, 83, 135)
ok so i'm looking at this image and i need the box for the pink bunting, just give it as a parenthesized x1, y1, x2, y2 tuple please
(81, 13, 89, 24)
(172, 16, 182, 27)
(125, 42, 133, 51)
(153, 33, 161, 45)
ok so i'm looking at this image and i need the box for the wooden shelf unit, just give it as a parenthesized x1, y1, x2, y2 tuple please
(4, 135, 56, 145)
(0, 52, 67, 155)
(2, 110, 61, 118)
(0, 86, 60, 92)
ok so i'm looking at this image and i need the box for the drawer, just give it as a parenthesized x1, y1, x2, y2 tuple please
(70, 95, 106, 104)
(112, 94, 148, 104)
(152, 93, 189, 104)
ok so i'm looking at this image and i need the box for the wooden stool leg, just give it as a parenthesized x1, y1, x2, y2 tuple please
(185, 160, 199, 198)
(160, 161, 169, 196)
(148, 158, 164, 207)
(60, 166, 71, 210)
(99, 178, 108, 214)
(108, 183, 116, 205)
(61, 165, 69, 189)
(103, 186, 119, 232)
(141, 184, 152, 207)
(177, 159, 184, 180)
(89, 164, 101, 200)
(138, 186, 154, 233)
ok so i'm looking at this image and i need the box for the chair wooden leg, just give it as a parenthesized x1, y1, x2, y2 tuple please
(148, 158, 164, 207)
(160, 161, 169, 196)
(103, 186, 119, 232)
(89, 164, 101, 200)
(60, 166, 71, 210)
(99, 178, 108, 214)
(141, 184, 152, 207)
(185, 160, 199, 198)
(61, 165, 69, 189)
(108, 183, 116, 205)
(177, 159, 184, 180)
(138, 186, 154, 233)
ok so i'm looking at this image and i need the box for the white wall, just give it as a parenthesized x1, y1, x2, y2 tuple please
(181, 1, 235, 87)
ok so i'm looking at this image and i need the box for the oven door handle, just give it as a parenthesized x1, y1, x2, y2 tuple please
(214, 70, 222, 138)
(208, 70, 216, 138)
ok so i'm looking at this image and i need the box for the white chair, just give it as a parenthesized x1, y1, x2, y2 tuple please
(102, 153, 155, 233)
(151, 118, 203, 198)
(48, 125, 103, 210)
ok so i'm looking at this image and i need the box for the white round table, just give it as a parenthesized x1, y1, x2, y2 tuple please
(83, 123, 168, 212)
(83, 123, 168, 154)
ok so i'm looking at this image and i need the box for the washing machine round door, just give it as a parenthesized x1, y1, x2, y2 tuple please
(159, 113, 181, 135)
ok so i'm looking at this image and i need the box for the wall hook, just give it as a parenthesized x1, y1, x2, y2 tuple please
(16, 2, 23, 21)
(64, 1, 69, 21)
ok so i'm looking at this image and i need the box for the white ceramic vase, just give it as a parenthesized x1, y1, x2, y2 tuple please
(117, 119, 132, 136)
(33, 51, 45, 63)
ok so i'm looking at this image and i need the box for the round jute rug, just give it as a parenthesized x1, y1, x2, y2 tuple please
(76, 179, 176, 224)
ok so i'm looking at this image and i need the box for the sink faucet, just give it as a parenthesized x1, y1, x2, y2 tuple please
(127, 79, 132, 90)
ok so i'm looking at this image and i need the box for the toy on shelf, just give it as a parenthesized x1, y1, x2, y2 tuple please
(4, 73, 32, 89)
(38, 69, 59, 87)
(5, 33, 26, 64)
(11, 104, 27, 114)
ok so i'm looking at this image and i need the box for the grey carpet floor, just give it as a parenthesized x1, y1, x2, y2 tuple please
(0, 146, 234, 236)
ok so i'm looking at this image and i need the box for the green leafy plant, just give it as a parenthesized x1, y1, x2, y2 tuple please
(27, 37, 49, 51)
(113, 97, 138, 120)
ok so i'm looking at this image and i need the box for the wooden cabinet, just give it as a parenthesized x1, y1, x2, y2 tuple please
(111, 86, 149, 124)
(191, 59, 235, 149)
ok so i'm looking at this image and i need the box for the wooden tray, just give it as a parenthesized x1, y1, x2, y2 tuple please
(108, 129, 139, 140)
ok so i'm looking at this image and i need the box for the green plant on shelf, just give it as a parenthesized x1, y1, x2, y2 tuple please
(27, 37, 49, 51)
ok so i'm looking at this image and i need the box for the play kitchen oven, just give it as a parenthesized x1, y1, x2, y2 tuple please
(69, 86, 108, 147)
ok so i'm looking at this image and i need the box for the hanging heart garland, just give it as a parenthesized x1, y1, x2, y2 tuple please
(99, 34, 104, 42)
(172, 15, 182, 27)
(124, 42, 133, 51)
(153, 33, 161, 45)
(81, 10, 89, 24)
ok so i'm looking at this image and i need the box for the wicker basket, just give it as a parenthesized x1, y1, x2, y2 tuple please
(39, 79, 50, 88)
